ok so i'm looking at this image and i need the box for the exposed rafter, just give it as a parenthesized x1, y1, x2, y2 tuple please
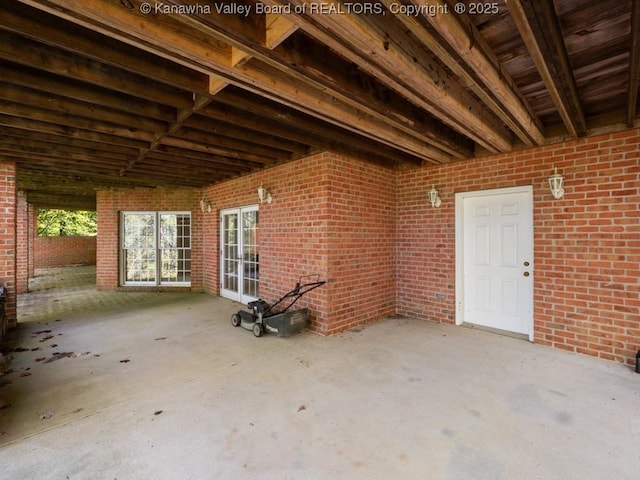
(0, 0, 634, 208)
(628, 0, 640, 127)
(506, 0, 587, 137)
(18, 0, 450, 163)
(263, 0, 511, 153)
(380, 0, 545, 146)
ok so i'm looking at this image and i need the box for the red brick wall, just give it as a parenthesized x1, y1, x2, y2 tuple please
(324, 155, 396, 334)
(201, 152, 396, 334)
(0, 162, 16, 333)
(34, 236, 96, 267)
(27, 203, 35, 279)
(96, 187, 201, 290)
(396, 128, 640, 365)
(92, 130, 638, 364)
(16, 191, 28, 294)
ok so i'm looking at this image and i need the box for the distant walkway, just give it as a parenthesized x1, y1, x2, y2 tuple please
(17, 266, 192, 324)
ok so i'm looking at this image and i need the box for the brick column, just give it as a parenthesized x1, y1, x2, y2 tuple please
(0, 162, 17, 334)
(16, 190, 29, 294)
(28, 203, 36, 279)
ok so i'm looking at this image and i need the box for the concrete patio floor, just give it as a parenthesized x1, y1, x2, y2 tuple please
(1, 266, 639, 479)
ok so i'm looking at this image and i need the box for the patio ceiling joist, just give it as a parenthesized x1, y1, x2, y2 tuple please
(263, 0, 512, 153)
(377, 0, 545, 147)
(506, 0, 587, 138)
(628, 0, 640, 127)
(0, 0, 636, 207)
(17, 0, 451, 164)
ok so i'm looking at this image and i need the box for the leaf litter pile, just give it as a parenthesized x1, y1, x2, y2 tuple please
(0, 322, 100, 429)
(1, 324, 169, 430)
(0, 324, 96, 407)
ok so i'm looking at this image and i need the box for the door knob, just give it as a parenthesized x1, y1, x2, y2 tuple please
(523, 271, 530, 277)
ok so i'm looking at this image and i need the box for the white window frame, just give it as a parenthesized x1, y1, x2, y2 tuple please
(121, 211, 191, 287)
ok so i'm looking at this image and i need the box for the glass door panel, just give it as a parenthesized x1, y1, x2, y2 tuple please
(222, 211, 239, 294)
(220, 206, 259, 302)
(242, 209, 259, 301)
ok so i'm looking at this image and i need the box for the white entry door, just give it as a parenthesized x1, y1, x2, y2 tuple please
(220, 206, 259, 304)
(455, 186, 534, 339)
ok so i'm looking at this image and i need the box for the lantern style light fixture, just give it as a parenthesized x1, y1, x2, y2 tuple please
(199, 196, 213, 213)
(548, 167, 565, 199)
(428, 184, 442, 208)
(256, 184, 272, 204)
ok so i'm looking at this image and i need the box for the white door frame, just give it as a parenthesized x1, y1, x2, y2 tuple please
(455, 185, 534, 340)
(220, 205, 259, 304)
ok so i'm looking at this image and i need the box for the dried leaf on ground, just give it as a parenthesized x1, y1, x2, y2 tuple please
(43, 352, 74, 363)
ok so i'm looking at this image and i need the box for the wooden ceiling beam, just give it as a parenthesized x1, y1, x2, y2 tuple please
(0, 135, 135, 163)
(265, 13, 298, 49)
(200, 98, 415, 166)
(127, 157, 235, 178)
(267, 34, 473, 159)
(628, 0, 640, 127)
(154, 139, 277, 168)
(178, 117, 304, 158)
(242, 60, 454, 163)
(116, 11, 298, 175)
(15, 157, 206, 188)
(0, 82, 168, 135)
(0, 150, 129, 173)
(0, 2, 210, 95)
(211, 89, 429, 166)
(506, 0, 587, 137)
(0, 127, 139, 157)
(177, 5, 470, 159)
(24, 192, 97, 210)
(180, 116, 309, 155)
(0, 61, 175, 122)
(0, 30, 194, 110)
(157, 133, 278, 166)
(0, 100, 158, 143)
(262, 0, 510, 153)
(0, 114, 149, 150)
(146, 149, 256, 173)
(380, 0, 544, 146)
(18, 0, 451, 163)
(197, 101, 311, 152)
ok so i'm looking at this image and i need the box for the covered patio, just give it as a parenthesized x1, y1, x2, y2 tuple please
(1, 266, 638, 479)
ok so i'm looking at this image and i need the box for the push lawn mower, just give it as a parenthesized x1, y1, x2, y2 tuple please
(231, 274, 325, 337)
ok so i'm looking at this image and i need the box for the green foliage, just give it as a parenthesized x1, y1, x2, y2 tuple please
(37, 209, 97, 237)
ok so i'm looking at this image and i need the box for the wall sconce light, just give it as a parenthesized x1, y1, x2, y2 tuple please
(428, 184, 442, 208)
(256, 184, 272, 204)
(199, 197, 213, 213)
(548, 167, 565, 199)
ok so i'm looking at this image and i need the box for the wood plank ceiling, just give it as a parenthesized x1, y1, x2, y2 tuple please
(0, 0, 637, 209)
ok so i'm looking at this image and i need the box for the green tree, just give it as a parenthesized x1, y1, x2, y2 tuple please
(37, 209, 97, 237)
